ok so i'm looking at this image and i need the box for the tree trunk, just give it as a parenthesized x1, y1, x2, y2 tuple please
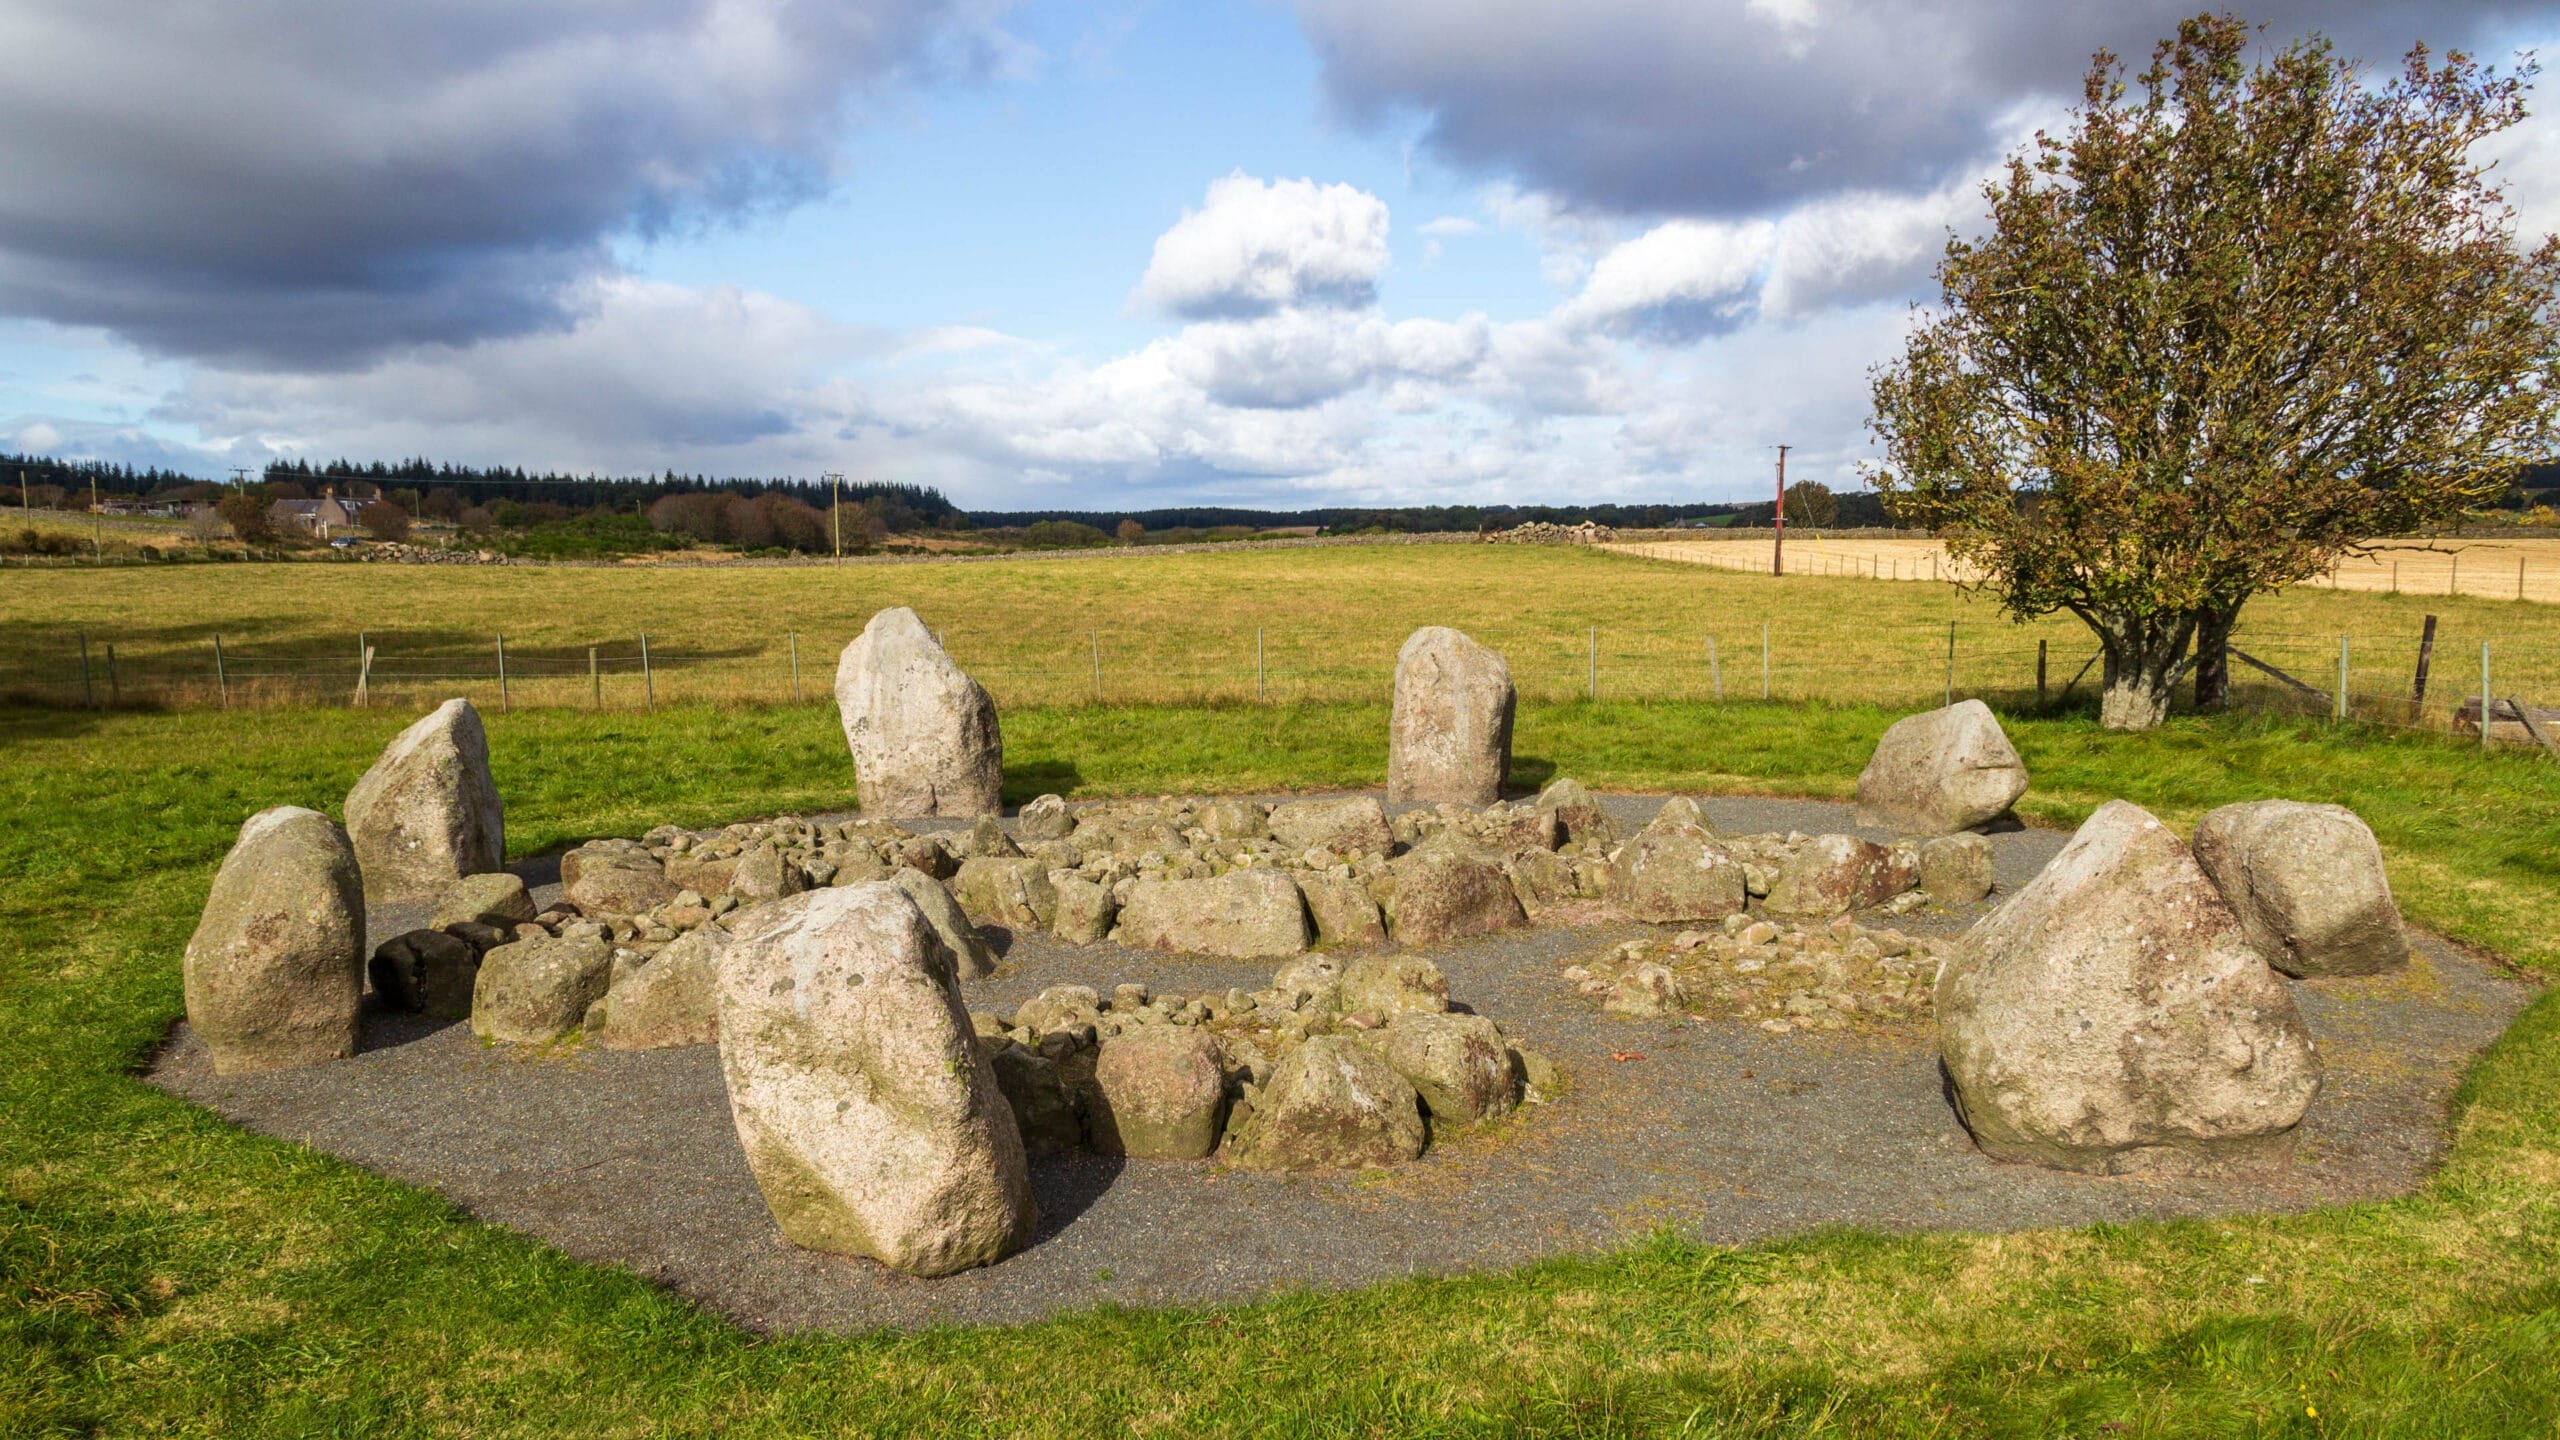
(2090, 610, 2203, 731)
(2192, 604, 2238, 712)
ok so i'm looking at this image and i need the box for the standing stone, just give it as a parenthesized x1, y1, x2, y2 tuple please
(1854, 699, 2030, 835)
(343, 698, 504, 904)
(1089, 1026, 1229, 1159)
(600, 922, 729, 1050)
(2191, 801, 2408, 978)
(1388, 627, 1515, 806)
(1229, 1036, 1427, 1172)
(1376, 1012, 1518, 1125)
(1115, 870, 1309, 957)
(183, 807, 365, 1074)
(1765, 835, 1917, 918)
(1935, 801, 2322, 1175)
(716, 885, 1035, 1277)
(835, 607, 1003, 820)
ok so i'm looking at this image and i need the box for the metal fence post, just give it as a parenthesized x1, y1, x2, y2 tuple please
(496, 634, 510, 713)
(640, 632, 654, 708)
(78, 631, 93, 708)
(2482, 642, 2492, 752)
(2335, 636, 2349, 723)
(589, 646, 600, 708)
(213, 633, 229, 708)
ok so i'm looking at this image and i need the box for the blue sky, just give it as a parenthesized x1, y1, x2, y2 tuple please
(0, 0, 2552, 509)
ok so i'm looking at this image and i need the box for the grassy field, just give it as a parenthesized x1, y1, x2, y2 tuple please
(8, 544, 2560, 731)
(2, 688, 2557, 1436)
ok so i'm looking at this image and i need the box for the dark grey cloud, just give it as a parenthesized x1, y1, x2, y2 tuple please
(1292, 0, 2539, 217)
(0, 1, 1017, 366)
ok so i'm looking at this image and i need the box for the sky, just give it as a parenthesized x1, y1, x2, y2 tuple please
(1, 0, 2556, 510)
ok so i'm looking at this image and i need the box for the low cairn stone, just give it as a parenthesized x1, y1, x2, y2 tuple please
(1918, 833, 1996, 905)
(1297, 873, 1387, 947)
(2191, 800, 2407, 978)
(951, 856, 1057, 935)
(1378, 834, 1525, 944)
(891, 867, 999, 980)
(1611, 802, 1745, 924)
(370, 928, 480, 1020)
(1377, 1011, 1517, 1126)
(1534, 776, 1622, 852)
(1089, 1026, 1229, 1159)
(471, 927, 612, 1044)
(1114, 869, 1309, 957)
(717, 885, 1035, 1277)
(989, 1044, 1084, 1156)
(343, 697, 505, 905)
(1387, 626, 1516, 807)
(1267, 796, 1393, 857)
(184, 806, 367, 1074)
(835, 606, 1004, 819)
(1764, 834, 1917, 919)
(1227, 1036, 1427, 1172)
(1566, 914, 1945, 1033)
(598, 922, 728, 1050)
(1016, 793, 1075, 841)
(430, 872, 536, 930)
(561, 839, 679, 916)
(1936, 801, 2322, 1175)
(1855, 699, 2030, 835)
(1339, 955, 1450, 1017)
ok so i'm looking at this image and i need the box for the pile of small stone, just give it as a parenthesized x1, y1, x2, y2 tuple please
(968, 954, 1556, 1173)
(1481, 520, 1617, 545)
(1563, 912, 1946, 1035)
(353, 541, 508, 564)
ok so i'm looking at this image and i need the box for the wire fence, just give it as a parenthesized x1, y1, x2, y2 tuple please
(14, 615, 2560, 749)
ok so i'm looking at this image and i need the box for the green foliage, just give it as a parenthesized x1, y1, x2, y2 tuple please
(1871, 15, 2560, 730)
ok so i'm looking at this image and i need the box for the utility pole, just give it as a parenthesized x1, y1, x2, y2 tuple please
(17, 469, 25, 513)
(1772, 445, 1790, 577)
(229, 467, 252, 492)
(826, 471, 844, 563)
(90, 476, 101, 558)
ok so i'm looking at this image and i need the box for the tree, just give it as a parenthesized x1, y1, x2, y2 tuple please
(216, 492, 270, 542)
(185, 505, 230, 542)
(1869, 15, 2560, 729)
(1782, 480, 1839, 528)
(359, 501, 411, 542)
(1116, 518, 1145, 545)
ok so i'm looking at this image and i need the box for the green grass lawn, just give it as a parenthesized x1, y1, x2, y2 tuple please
(3, 698, 2557, 1436)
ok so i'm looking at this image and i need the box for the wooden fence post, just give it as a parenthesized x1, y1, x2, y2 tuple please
(106, 643, 119, 707)
(2412, 614, 2437, 715)
(1761, 623, 1770, 700)
(1587, 626, 1597, 701)
(1943, 621, 1955, 707)
(640, 632, 654, 708)
(589, 647, 600, 708)
(1256, 628, 1265, 702)
(495, 634, 509, 713)
(1708, 634, 1722, 701)
(354, 645, 375, 708)
(213, 633, 229, 708)
(2482, 642, 2492, 752)
(2334, 636, 2349, 723)
(789, 630, 800, 705)
(1090, 630, 1102, 703)
(79, 631, 93, 708)
(2037, 638, 2048, 706)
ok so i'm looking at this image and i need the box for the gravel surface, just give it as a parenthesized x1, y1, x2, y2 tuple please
(150, 793, 2537, 1334)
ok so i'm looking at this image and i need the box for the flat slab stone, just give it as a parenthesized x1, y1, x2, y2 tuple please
(151, 793, 2538, 1335)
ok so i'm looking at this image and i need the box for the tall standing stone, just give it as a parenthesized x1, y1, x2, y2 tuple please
(183, 806, 365, 1074)
(835, 607, 1003, 820)
(1936, 801, 2322, 1175)
(716, 885, 1035, 1277)
(344, 698, 504, 904)
(1854, 699, 2029, 836)
(1388, 627, 1515, 806)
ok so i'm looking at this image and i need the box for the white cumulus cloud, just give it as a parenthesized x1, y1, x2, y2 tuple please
(1137, 173, 1394, 319)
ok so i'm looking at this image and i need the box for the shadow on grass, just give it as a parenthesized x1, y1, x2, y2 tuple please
(1506, 754, 1558, 794)
(1006, 758, 1085, 804)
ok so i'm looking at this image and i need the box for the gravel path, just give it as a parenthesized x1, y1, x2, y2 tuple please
(149, 793, 2537, 1334)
